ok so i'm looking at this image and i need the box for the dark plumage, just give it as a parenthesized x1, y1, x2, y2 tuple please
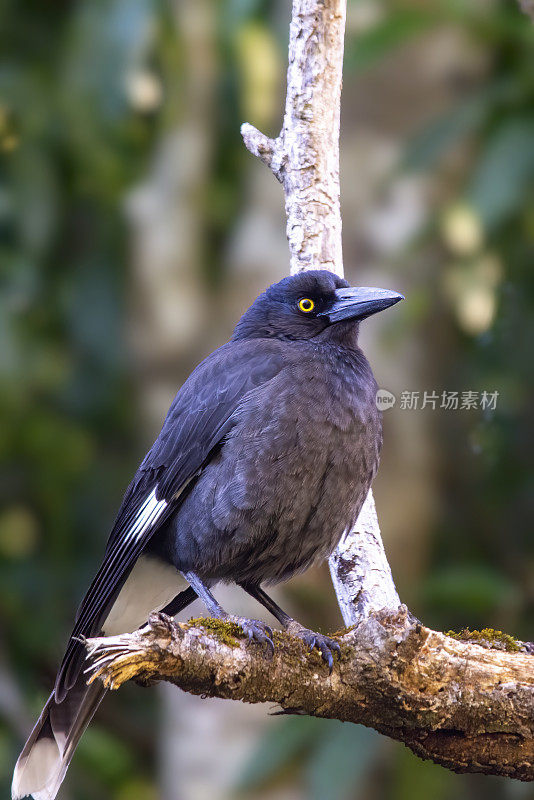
(13, 270, 403, 800)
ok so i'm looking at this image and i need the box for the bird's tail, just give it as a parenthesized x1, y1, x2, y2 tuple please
(12, 674, 106, 800)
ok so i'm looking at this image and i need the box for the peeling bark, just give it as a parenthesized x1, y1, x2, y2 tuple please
(85, 0, 534, 785)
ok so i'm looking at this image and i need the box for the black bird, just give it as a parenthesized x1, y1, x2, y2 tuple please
(13, 269, 402, 800)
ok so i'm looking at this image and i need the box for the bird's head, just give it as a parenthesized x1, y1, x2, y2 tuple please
(232, 270, 403, 343)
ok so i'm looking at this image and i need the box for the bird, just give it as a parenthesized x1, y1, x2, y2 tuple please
(12, 269, 403, 800)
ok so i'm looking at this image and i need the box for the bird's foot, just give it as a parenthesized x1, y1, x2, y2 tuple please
(286, 621, 341, 673)
(230, 616, 274, 656)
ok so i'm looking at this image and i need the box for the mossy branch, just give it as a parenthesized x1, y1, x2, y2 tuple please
(85, 610, 534, 782)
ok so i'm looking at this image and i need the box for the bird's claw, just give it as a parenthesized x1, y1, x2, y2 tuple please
(233, 617, 275, 657)
(288, 624, 340, 673)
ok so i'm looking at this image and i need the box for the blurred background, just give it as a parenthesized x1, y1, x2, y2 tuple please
(1, 0, 533, 798)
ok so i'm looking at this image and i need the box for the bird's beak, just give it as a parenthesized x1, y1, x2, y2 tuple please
(319, 286, 404, 323)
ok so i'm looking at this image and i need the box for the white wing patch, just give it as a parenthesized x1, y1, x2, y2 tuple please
(123, 488, 167, 545)
(101, 488, 179, 636)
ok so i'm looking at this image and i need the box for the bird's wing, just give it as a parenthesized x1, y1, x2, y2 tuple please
(55, 339, 289, 700)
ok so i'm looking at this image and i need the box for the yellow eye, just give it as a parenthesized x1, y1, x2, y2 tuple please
(298, 298, 315, 313)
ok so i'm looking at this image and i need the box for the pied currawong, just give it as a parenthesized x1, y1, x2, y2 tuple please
(13, 269, 403, 799)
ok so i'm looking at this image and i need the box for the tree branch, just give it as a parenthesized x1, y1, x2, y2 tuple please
(85, 612, 534, 781)
(329, 490, 401, 625)
(84, 0, 534, 783)
(241, 0, 345, 275)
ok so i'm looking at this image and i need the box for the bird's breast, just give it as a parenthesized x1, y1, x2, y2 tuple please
(196, 349, 382, 582)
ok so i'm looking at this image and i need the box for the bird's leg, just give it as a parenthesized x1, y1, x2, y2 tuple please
(182, 571, 274, 653)
(241, 583, 340, 672)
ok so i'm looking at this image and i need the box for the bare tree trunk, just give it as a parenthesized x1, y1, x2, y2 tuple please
(89, 0, 534, 783)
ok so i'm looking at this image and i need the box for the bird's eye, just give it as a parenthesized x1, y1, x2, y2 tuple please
(298, 298, 315, 313)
